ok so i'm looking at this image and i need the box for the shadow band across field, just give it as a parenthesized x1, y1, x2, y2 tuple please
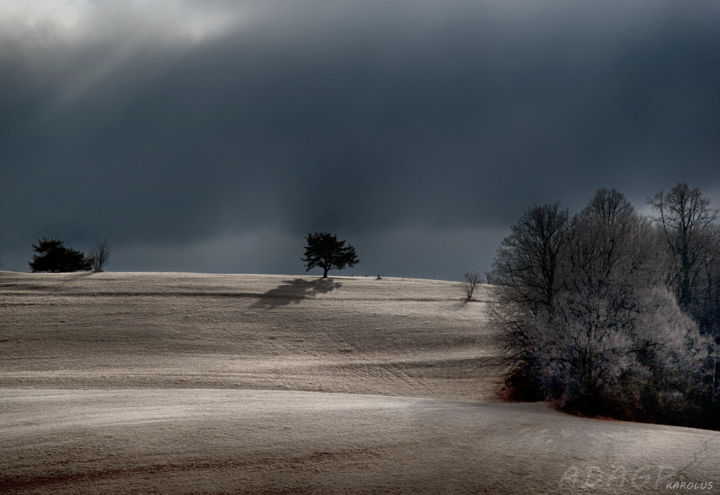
(251, 278, 343, 309)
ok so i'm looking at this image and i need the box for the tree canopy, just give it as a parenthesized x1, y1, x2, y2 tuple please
(28, 238, 92, 273)
(302, 232, 358, 278)
(490, 187, 716, 428)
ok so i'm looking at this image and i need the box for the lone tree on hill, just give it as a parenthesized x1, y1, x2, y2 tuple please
(302, 232, 358, 278)
(29, 238, 92, 273)
(463, 271, 483, 301)
(91, 240, 111, 272)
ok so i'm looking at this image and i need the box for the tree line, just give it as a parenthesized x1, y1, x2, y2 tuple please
(28, 238, 111, 273)
(23, 232, 358, 277)
(489, 183, 719, 429)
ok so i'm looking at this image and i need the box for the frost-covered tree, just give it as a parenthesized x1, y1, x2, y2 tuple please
(649, 183, 720, 422)
(649, 182, 718, 314)
(490, 188, 713, 425)
(547, 189, 653, 411)
(490, 202, 569, 399)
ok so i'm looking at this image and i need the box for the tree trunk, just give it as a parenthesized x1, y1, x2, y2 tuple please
(323, 267, 329, 278)
(713, 339, 717, 401)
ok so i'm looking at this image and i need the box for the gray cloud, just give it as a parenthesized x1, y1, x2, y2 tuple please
(1, 0, 719, 279)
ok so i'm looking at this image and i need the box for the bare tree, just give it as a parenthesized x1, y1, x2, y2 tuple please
(91, 240, 111, 272)
(490, 189, 712, 422)
(489, 202, 569, 399)
(490, 202, 569, 312)
(649, 182, 718, 312)
(462, 271, 482, 301)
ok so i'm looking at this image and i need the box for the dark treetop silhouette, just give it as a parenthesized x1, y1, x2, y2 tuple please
(302, 232, 358, 278)
(29, 237, 92, 273)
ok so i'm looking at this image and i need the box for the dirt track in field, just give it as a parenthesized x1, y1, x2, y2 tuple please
(1, 272, 718, 494)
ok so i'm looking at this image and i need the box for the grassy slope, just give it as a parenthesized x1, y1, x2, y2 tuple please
(0, 271, 500, 399)
(1, 272, 718, 494)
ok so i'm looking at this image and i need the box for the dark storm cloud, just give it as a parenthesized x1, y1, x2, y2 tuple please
(1, 0, 720, 278)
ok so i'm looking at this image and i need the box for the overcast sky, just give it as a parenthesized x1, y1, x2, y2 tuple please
(1, 0, 719, 280)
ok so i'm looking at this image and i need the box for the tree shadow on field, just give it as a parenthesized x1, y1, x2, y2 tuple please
(49, 271, 95, 291)
(58, 271, 94, 283)
(251, 278, 342, 309)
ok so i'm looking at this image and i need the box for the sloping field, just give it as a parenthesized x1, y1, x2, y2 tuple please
(0, 272, 498, 399)
(1, 272, 718, 494)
